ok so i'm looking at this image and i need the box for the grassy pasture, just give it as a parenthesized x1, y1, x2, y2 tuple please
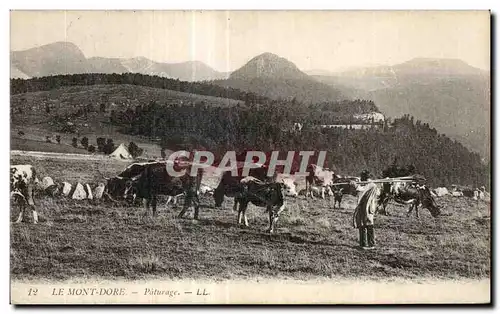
(10, 155, 490, 282)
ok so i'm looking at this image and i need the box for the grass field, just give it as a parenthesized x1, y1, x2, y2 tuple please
(10, 155, 491, 282)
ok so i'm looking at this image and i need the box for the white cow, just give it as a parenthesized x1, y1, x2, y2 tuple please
(434, 187, 449, 197)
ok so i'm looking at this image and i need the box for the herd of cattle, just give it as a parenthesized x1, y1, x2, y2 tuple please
(10, 160, 490, 233)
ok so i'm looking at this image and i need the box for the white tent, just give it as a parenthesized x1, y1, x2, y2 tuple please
(109, 143, 133, 160)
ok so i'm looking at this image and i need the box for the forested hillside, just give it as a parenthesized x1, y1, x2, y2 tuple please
(109, 101, 488, 188)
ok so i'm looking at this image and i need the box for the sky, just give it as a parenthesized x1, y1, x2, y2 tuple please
(10, 10, 490, 73)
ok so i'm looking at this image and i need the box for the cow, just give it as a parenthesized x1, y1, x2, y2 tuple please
(331, 177, 360, 197)
(332, 187, 344, 209)
(213, 163, 275, 209)
(101, 161, 166, 200)
(234, 176, 287, 233)
(434, 187, 449, 197)
(10, 165, 39, 224)
(299, 186, 322, 198)
(305, 164, 337, 199)
(122, 161, 203, 219)
(378, 181, 441, 218)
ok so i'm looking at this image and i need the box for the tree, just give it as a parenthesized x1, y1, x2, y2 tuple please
(128, 141, 144, 158)
(72, 137, 78, 148)
(100, 103, 106, 113)
(88, 145, 96, 153)
(56, 135, 61, 144)
(81, 137, 89, 149)
(45, 104, 50, 114)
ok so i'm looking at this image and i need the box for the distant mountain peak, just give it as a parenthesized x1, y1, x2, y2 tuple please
(402, 57, 471, 68)
(230, 52, 308, 80)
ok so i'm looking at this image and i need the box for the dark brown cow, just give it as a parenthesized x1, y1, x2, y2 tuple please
(123, 161, 203, 219)
(213, 162, 275, 209)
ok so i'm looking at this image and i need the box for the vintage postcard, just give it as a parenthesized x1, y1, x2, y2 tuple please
(9, 10, 491, 304)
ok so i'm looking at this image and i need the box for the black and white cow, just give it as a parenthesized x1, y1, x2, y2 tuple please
(379, 181, 441, 218)
(234, 176, 287, 233)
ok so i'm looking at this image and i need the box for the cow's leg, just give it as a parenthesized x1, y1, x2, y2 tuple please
(237, 201, 247, 226)
(177, 199, 189, 219)
(321, 187, 325, 199)
(165, 196, 172, 205)
(178, 192, 194, 219)
(15, 202, 24, 223)
(242, 202, 249, 227)
(31, 207, 38, 224)
(151, 194, 158, 217)
(233, 198, 239, 212)
(214, 184, 225, 209)
(268, 204, 285, 233)
(237, 208, 243, 225)
(406, 202, 414, 217)
(193, 194, 201, 220)
(267, 206, 274, 233)
(142, 198, 150, 217)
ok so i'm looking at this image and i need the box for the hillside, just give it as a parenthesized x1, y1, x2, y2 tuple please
(11, 42, 227, 82)
(10, 64, 30, 79)
(311, 58, 491, 158)
(10, 84, 244, 158)
(215, 53, 346, 103)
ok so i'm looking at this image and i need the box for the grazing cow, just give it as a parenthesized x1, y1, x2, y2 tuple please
(299, 186, 323, 198)
(213, 163, 274, 209)
(102, 161, 165, 200)
(305, 164, 337, 199)
(461, 187, 476, 198)
(379, 181, 441, 218)
(234, 176, 287, 233)
(332, 187, 344, 209)
(123, 162, 203, 219)
(10, 165, 39, 223)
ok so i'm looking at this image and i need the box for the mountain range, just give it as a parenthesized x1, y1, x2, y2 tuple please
(10, 41, 490, 159)
(11, 42, 229, 81)
(309, 59, 490, 159)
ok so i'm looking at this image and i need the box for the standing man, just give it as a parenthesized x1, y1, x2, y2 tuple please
(353, 182, 380, 250)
